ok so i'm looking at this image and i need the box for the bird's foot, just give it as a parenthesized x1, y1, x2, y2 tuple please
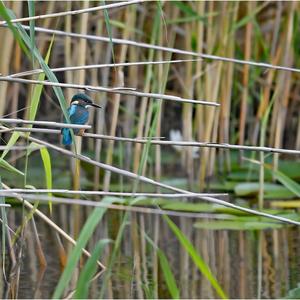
(77, 128, 85, 136)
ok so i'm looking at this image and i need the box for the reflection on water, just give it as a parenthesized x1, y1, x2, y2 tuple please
(1, 205, 300, 299)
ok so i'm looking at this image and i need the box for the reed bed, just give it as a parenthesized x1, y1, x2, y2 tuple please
(0, 1, 300, 299)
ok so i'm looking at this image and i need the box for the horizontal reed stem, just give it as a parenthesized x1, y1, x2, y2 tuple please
(0, 189, 228, 198)
(0, 118, 91, 129)
(5, 126, 300, 156)
(0, 76, 219, 106)
(0, 146, 38, 150)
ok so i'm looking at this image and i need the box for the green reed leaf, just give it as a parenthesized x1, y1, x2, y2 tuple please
(74, 239, 112, 299)
(163, 215, 228, 299)
(145, 234, 180, 299)
(52, 199, 113, 299)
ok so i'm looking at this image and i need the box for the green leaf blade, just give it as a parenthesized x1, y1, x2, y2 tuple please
(164, 215, 228, 299)
(74, 239, 111, 299)
(52, 198, 114, 299)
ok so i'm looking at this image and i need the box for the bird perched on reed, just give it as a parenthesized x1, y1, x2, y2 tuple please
(61, 93, 101, 145)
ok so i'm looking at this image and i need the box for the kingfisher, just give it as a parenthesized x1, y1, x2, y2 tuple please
(61, 93, 101, 145)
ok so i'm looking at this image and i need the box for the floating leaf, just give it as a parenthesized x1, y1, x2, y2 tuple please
(284, 283, 300, 299)
(161, 201, 216, 213)
(194, 220, 284, 231)
(234, 182, 295, 199)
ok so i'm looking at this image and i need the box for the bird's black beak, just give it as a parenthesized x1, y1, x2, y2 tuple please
(91, 103, 102, 109)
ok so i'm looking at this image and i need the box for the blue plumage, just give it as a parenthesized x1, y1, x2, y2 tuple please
(61, 104, 90, 145)
(61, 93, 101, 145)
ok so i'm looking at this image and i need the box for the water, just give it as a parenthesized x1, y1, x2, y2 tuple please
(1, 205, 300, 299)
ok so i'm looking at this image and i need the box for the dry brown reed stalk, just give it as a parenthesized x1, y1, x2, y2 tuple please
(194, 1, 205, 182)
(37, 2, 56, 56)
(11, 44, 21, 123)
(198, 2, 223, 188)
(123, 45, 137, 170)
(70, 0, 90, 240)
(103, 6, 132, 191)
(154, 53, 163, 187)
(239, 2, 254, 150)
(126, 6, 147, 296)
(9, 41, 22, 167)
(217, 2, 238, 175)
(0, 2, 22, 117)
(131, 213, 144, 298)
(139, 3, 179, 181)
(132, 3, 157, 174)
(271, 2, 296, 178)
(64, 1, 73, 108)
(92, 23, 110, 191)
(30, 216, 47, 268)
(252, 47, 281, 145)
(182, 21, 194, 187)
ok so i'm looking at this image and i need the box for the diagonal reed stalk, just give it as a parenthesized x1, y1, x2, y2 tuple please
(1, 182, 106, 269)
(0, 75, 219, 106)
(1, 126, 299, 226)
(0, 0, 145, 25)
(3, 23, 300, 73)
(8, 58, 202, 78)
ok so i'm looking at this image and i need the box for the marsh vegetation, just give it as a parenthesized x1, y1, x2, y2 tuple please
(0, 1, 300, 299)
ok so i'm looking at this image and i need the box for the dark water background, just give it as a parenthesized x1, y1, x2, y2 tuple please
(2, 205, 300, 299)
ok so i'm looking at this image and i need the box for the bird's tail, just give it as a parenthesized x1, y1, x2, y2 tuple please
(61, 128, 72, 145)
